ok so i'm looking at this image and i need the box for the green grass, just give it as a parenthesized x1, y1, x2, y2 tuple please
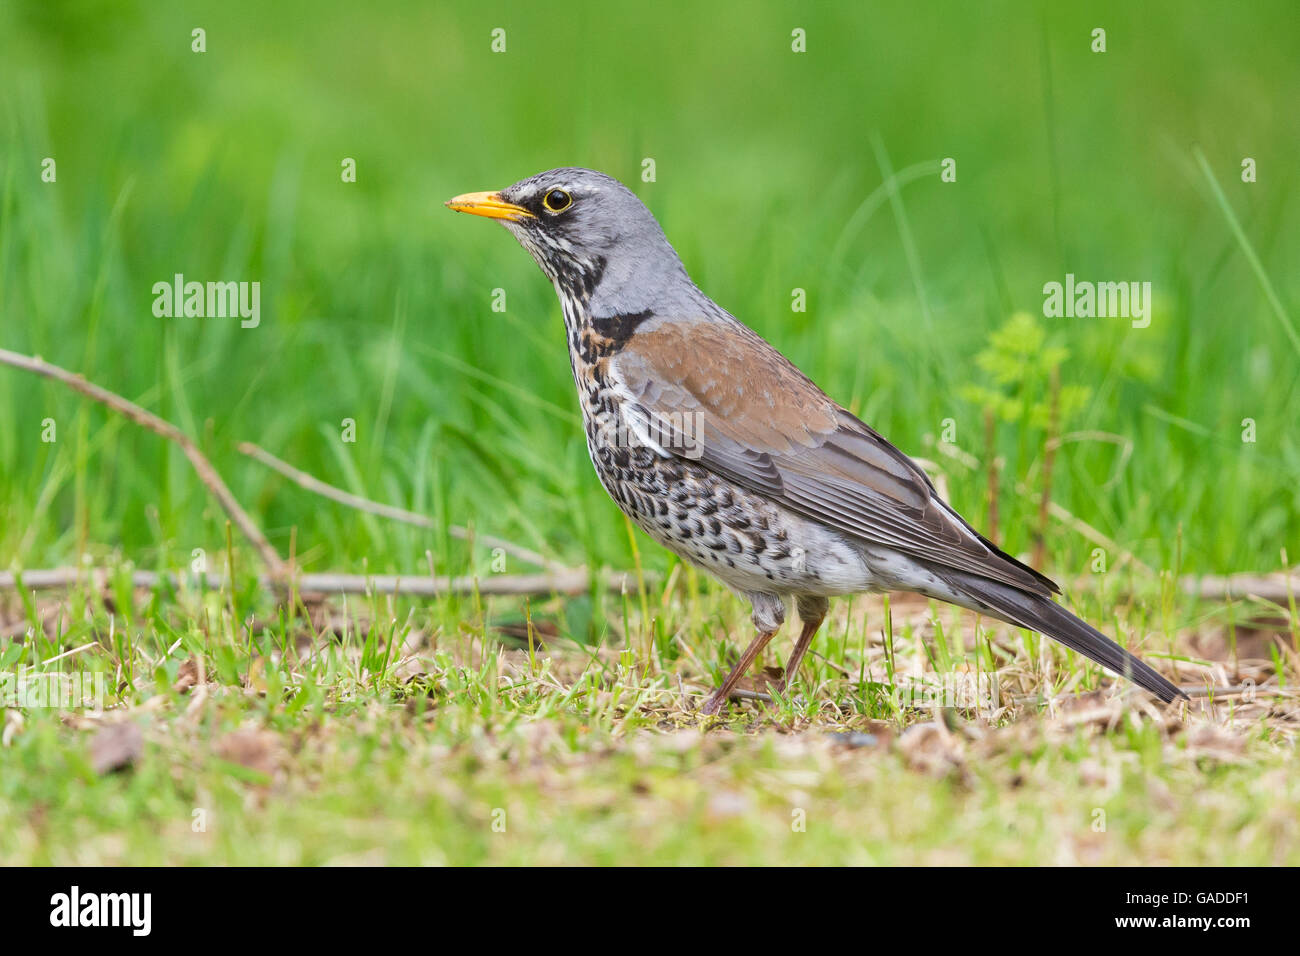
(0, 569, 1296, 865)
(2, 0, 1297, 577)
(0, 0, 1298, 865)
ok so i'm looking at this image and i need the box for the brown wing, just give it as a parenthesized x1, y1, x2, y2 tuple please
(611, 318, 1058, 597)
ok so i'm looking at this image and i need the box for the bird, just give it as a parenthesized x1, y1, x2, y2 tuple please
(446, 167, 1186, 714)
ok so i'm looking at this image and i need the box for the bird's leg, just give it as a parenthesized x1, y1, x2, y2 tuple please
(700, 628, 779, 716)
(700, 593, 785, 716)
(776, 595, 830, 695)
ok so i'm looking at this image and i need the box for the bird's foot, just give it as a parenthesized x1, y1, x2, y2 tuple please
(700, 668, 787, 716)
(699, 692, 727, 717)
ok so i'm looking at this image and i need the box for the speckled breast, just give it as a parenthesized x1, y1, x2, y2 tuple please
(572, 360, 847, 595)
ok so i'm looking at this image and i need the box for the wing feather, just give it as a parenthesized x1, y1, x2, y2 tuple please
(611, 318, 1058, 596)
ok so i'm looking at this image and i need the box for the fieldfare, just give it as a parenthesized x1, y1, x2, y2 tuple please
(447, 168, 1185, 714)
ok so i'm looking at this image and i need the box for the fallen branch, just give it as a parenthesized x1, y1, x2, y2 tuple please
(236, 441, 562, 572)
(0, 566, 637, 598)
(0, 563, 1292, 614)
(0, 348, 285, 575)
(1179, 573, 1300, 606)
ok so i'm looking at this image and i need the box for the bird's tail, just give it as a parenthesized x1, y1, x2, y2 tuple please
(932, 567, 1186, 703)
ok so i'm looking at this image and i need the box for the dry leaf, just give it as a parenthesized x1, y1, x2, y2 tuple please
(90, 722, 143, 775)
(897, 720, 965, 777)
(173, 658, 199, 694)
(215, 729, 280, 777)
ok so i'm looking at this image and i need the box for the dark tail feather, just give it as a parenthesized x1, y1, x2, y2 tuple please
(936, 570, 1187, 703)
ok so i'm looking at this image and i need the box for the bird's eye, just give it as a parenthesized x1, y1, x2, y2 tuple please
(542, 189, 573, 213)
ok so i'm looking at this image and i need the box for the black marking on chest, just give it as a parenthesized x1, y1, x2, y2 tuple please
(591, 310, 652, 346)
(574, 309, 654, 362)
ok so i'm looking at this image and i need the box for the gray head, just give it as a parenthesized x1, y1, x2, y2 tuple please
(447, 167, 698, 315)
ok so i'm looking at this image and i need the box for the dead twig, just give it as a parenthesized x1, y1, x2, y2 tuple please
(0, 348, 285, 575)
(1014, 482, 1156, 578)
(0, 566, 635, 598)
(1179, 573, 1300, 606)
(926, 431, 1156, 578)
(236, 441, 562, 572)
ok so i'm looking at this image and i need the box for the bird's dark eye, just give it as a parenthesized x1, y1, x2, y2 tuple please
(542, 189, 573, 213)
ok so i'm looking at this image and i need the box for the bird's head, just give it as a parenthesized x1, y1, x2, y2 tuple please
(446, 167, 691, 311)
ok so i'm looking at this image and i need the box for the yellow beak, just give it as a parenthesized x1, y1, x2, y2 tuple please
(444, 191, 534, 222)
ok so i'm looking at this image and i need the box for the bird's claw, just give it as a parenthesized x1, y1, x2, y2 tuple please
(700, 672, 789, 716)
(699, 693, 726, 717)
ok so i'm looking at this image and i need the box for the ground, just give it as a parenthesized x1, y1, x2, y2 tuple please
(2, 571, 1294, 865)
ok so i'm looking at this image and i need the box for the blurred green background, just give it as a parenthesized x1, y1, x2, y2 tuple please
(1, 0, 1297, 581)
